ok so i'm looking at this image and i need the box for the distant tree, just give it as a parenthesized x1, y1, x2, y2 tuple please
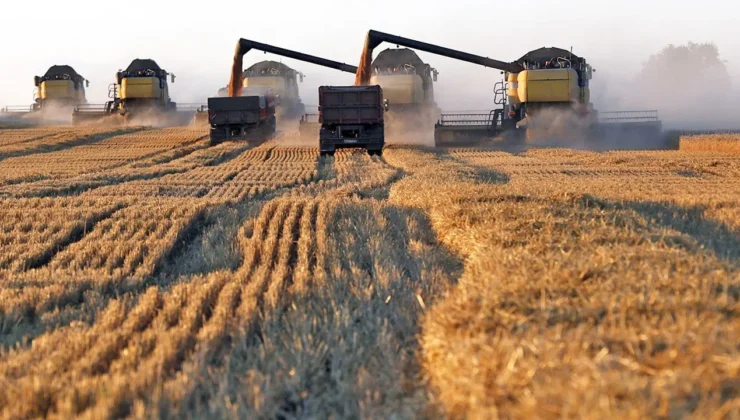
(636, 42, 731, 99)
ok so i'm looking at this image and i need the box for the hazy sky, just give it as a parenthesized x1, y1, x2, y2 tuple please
(1, 0, 737, 111)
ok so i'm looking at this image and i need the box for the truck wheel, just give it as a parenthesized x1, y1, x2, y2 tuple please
(367, 148, 383, 157)
(210, 128, 226, 144)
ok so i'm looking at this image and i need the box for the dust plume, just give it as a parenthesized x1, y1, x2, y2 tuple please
(521, 107, 668, 151)
(124, 109, 194, 128)
(355, 34, 374, 86)
(229, 41, 244, 97)
(0, 103, 75, 126)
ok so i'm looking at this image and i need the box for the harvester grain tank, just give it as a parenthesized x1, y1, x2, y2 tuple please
(72, 59, 193, 125)
(207, 93, 278, 144)
(1, 65, 89, 119)
(356, 30, 663, 147)
(318, 85, 388, 156)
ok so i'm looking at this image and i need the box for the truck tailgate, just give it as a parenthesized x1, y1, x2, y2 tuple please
(319, 85, 383, 124)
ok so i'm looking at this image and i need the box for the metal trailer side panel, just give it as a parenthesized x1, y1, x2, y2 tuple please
(209, 110, 262, 125)
(207, 96, 264, 111)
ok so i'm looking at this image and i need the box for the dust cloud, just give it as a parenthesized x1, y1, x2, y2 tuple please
(595, 42, 740, 132)
(383, 107, 438, 147)
(521, 107, 667, 151)
(1, 104, 76, 126)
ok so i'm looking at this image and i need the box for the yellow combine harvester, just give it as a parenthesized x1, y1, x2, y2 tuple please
(73, 59, 197, 126)
(194, 60, 307, 125)
(1, 65, 89, 120)
(368, 48, 441, 135)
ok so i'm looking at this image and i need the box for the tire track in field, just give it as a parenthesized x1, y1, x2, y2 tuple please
(64, 201, 297, 417)
(0, 127, 144, 162)
(0, 201, 289, 417)
(0, 136, 214, 198)
(149, 199, 310, 413)
(0, 202, 208, 347)
(23, 204, 128, 270)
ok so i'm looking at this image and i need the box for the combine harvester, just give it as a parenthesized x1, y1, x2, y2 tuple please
(1, 65, 89, 123)
(194, 61, 308, 125)
(355, 30, 664, 148)
(360, 48, 441, 140)
(72, 59, 200, 126)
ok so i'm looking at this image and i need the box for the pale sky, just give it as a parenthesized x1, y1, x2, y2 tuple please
(1, 0, 737, 112)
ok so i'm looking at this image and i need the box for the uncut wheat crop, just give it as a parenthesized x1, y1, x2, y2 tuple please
(0, 127, 737, 419)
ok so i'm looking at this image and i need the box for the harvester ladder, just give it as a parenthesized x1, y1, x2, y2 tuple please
(494, 80, 507, 106)
(108, 84, 119, 99)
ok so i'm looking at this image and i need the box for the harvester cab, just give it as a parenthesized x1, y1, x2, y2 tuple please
(357, 30, 663, 148)
(1, 65, 88, 120)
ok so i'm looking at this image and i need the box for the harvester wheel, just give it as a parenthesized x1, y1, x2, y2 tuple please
(320, 151, 335, 157)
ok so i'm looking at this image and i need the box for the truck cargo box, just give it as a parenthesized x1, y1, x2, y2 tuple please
(318, 85, 384, 125)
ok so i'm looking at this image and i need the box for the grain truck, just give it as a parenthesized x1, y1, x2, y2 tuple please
(318, 85, 387, 156)
(207, 93, 278, 144)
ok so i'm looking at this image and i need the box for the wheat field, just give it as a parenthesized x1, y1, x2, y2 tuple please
(0, 126, 737, 419)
